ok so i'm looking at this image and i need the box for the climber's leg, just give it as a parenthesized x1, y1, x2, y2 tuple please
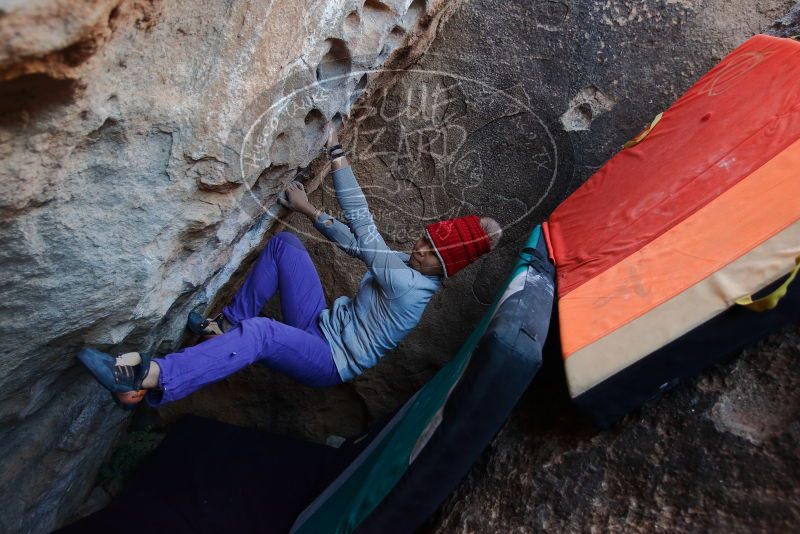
(223, 231, 327, 330)
(147, 316, 340, 406)
(271, 234, 329, 331)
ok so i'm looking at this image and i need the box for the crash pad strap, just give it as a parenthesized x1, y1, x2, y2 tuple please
(735, 256, 800, 312)
(623, 112, 663, 149)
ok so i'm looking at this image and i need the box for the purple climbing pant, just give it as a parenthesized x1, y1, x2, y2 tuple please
(147, 232, 341, 407)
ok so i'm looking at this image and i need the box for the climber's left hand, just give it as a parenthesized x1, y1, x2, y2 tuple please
(285, 181, 314, 215)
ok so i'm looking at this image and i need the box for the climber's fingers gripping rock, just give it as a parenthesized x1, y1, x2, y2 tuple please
(285, 181, 309, 211)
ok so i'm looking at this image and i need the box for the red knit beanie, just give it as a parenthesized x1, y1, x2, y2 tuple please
(424, 215, 491, 277)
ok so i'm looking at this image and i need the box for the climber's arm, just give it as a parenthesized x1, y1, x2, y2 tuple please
(285, 178, 362, 258)
(312, 211, 363, 258)
(321, 164, 415, 295)
(327, 165, 381, 253)
(291, 125, 417, 295)
(305, 204, 415, 297)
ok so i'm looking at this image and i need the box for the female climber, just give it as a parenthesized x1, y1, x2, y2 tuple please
(78, 125, 502, 408)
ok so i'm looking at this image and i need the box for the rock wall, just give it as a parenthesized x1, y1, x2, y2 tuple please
(427, 327, 800, 533)
(156, 0, 799, 432)
(3, 0, 799, 532)
(152, 0, 800, 531)
(417, 1, 800, 532)
(0, 0, 451, 531)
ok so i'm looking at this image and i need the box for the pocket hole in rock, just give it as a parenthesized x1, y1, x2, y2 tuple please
(270, 132, 291, 164)
(304, 108, 326, 149)
(0, 73, 78, 127)
(316, 39, 352, 90)
(345, 10, 360, 27)
(401, 0, 426, 28)
(363, 0, 393, 14)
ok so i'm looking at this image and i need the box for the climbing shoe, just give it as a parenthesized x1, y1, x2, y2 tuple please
(187, 311, 228, 338)
(77, 349, 152, 410)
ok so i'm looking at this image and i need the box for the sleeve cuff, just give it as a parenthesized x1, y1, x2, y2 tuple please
(315, 212, 335, 228)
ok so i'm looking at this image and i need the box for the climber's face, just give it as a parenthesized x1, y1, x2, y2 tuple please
(410, 234, 444, 276)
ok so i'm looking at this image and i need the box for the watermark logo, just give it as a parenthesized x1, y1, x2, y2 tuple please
(224, 61, 564, 250)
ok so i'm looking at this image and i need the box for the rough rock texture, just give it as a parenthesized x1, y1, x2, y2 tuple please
(414, 0, 800, 532)
(155, 0, 800, 530)
(159, 0, 798, 436)
(426, 327, 800, 533)
(3, 0, 800, 532)
(0, 0, 451, 531)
